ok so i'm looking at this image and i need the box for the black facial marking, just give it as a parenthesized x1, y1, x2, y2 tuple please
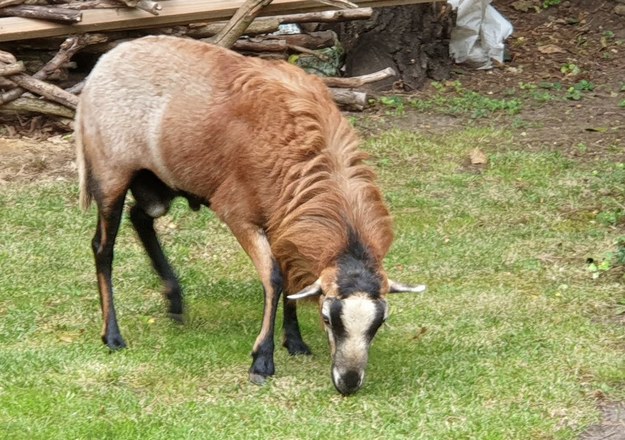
(336, 230, 382, 298)
(329, 301, 346, 340)
(365, 301, 386, 343)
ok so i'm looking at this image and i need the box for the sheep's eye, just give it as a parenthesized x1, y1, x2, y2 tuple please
(322, 314, 331, 326)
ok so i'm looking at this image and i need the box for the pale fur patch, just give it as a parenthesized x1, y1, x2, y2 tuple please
(339, 297, 377, 362)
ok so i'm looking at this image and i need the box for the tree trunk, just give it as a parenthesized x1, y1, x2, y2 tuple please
(330, 3, 454, 91)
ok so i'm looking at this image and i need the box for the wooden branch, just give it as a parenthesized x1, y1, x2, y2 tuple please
(1, 34, 106, 105)
(272, 6, 372, 22)
(58, 1, 122, 10)
(36, 34, 108, 80)
(0, 50, 16, 64)
(187, 8, 372, 38)
(266, 30, 336, 49)
(137, 0, 162, 15)
(329, 88, 367, 111)
(188, 18, 281, 38)
(0, 61, 24, 76)
(3, 72, 78, 108)
(209, 0, 274, 48)
(0, 5, 82, 24)
(0, 96, 74, 118)
(233, 38, 287, 52)
(315, 0, 358, 8)
(322, 67, 396, 88)
(65, 79, 85, 95)
(0, 0, 25, 8)
(0, 77, 16, 89)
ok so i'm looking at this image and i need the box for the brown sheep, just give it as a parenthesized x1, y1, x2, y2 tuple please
(76, 35, 424, 395)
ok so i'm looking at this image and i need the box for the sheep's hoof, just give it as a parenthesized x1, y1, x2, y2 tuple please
(283, 340, 312, 356)
(103, 334, 127, 351)
(249, 372, 270, 385)
(168, 312, 185, 324)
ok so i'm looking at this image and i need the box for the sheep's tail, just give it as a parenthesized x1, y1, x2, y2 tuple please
(74, 102, 92, 211)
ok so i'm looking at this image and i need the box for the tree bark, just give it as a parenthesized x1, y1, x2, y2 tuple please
(330, 3, 454, 91)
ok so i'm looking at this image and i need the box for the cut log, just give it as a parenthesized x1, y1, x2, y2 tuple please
(116, 0, 162, 13)
(322, 66, 395, 87)
(58, 1, 122, 10)
(0, 61, 24, 76)
(266, 30, 336, 49)
(329, 88, 367, 111)
(0, 77, 16, 89)
(2, 72, 78, 108)
(233, 38, 287, 52)
(0, 50, 16, 64)
(0, 96, 75, 118)
(0, 5, 82, 24)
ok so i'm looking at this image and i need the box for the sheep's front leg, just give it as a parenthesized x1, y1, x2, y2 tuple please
(227, 224, 282, 384)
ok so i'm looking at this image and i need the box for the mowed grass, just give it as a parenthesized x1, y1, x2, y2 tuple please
(1, 125, 624, 439)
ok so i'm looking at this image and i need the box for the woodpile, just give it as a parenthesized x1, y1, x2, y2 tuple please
(0, 0, 434, 128)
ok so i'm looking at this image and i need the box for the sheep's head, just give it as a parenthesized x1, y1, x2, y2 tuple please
(288, 258, 425, 395)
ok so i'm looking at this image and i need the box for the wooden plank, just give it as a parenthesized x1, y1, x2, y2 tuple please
(0, 0, 438, 43)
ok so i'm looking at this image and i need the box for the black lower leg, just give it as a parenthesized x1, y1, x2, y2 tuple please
(249, 261, 282, 382)
(93, 199, 126, 350)
(283, 298, 312, 355)
(129, 204, 183, 318)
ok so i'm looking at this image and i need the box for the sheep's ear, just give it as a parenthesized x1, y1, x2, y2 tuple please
(388, 280, 426, 294)
(287, 280, 322, 300)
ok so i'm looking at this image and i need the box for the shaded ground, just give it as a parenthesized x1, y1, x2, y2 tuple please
(0, 0, 623, 437)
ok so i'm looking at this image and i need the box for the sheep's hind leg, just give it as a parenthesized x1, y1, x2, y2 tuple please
(129, 171, 184, 322)
(92, 194, 127, 350)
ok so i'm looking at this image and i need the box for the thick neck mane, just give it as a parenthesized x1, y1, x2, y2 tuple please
(263, 87, 394, 292)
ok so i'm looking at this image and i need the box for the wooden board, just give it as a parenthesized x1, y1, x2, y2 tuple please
(0, 0, 438, 43)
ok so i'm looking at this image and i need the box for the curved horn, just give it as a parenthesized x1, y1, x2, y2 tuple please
(287, 279, 322, 300)
(388, 280, 426, 294)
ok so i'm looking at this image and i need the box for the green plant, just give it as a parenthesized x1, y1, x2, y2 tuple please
(538, 81, 563, 91)
(561, 63, 581, 76)
(565, 87, 583, 101)
(542, 0, 561, 8)
(587, 238, 625, 279)
(409, 81, 522, 118)
(377, 96, 406, 116)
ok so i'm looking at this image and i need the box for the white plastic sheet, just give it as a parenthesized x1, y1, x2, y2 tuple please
(447, 0, 514, 69)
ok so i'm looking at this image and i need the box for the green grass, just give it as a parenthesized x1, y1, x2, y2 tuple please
(1, 126, 624, 439)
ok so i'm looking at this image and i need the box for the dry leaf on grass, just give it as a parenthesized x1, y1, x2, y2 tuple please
(470, 148, 488, 165)
(538, 44, 566, 54)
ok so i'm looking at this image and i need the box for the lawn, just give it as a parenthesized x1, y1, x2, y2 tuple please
(1, 124, 624, 439)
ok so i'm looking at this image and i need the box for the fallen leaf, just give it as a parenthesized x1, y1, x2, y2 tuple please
(538, 44, 566, 54)
(511, 0, 535, 12)
(470, 148, 488, 165)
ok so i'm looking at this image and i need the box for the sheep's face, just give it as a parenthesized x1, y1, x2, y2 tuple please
(320, 293, 388, 395)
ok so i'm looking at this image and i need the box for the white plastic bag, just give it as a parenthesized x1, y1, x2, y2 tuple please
(447, 0, 513, 69)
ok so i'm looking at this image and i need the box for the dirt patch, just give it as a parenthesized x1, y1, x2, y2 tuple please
(581, 402, 625, 440)
(0, 134, 75, 185)
(370, 0, 625, 163)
